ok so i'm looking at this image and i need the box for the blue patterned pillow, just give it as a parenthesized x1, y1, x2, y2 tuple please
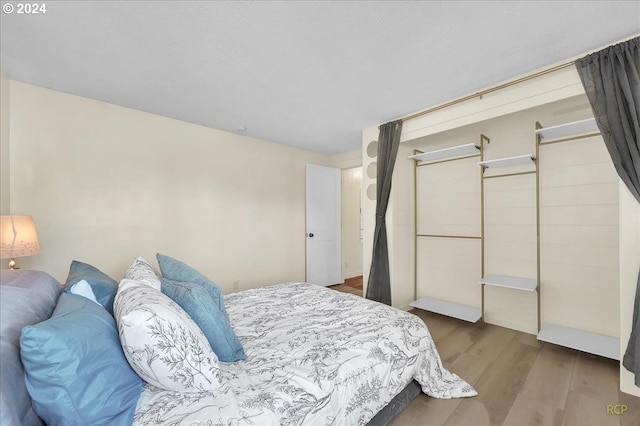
(20, 293, 144, 426)
(161, 278, 246, 362)
(63, 260, 118, 315)
(156, 253, 229, 320)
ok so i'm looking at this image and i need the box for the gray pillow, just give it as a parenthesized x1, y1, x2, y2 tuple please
(0, 270, 61, 426)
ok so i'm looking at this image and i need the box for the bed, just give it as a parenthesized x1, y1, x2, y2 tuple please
(1, 257, 476, 426)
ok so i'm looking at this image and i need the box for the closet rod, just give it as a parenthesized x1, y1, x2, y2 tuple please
(401, 61, 575, 122)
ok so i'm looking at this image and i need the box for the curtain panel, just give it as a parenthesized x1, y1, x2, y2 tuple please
(366, 120, 403, 305)
(575, 37, 640, 386)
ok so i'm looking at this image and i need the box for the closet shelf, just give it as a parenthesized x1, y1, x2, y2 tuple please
(479, 274, 537, 291)
(409, 297, 481, 323)
(409, 143, 480, 162)
(537, 324, 619, 360)
(478, 154, 535, 168)
(535, 118, 598, 140)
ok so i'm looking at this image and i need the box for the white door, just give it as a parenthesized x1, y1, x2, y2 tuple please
(306, 164, 342, 286)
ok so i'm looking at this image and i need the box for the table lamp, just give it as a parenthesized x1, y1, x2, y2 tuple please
(0, 215, 41, 269)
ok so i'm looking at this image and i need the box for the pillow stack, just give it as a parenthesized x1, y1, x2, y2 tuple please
(20, 254, 246, 423)
(114, 254, 246, 392)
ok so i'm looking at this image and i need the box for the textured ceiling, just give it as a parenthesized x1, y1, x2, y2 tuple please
(1, 1, 639, 155)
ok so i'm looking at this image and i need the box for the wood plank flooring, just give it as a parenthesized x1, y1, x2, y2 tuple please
(328, 279, 640, 426)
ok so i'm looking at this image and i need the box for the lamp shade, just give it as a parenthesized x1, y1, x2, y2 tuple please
(0, 215, 41, 259)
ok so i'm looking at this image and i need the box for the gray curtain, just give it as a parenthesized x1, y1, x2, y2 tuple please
(575, 37, 640, 385)
(366, 119, 403, 305)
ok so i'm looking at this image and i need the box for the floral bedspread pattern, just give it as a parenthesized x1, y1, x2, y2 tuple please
(134, 283, 476, 425)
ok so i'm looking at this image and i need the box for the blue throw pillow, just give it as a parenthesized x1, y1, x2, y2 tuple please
(156, 253, 229, 320)
(20, 293, 144, 426)
(161, 278, 246, 362)
(64, 260, 118, 315)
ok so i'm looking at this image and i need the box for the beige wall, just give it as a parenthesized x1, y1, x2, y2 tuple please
(341, 166, 362, 279)
(8, 81, 331, 289)
(1, 69, 9, 215)
(330, 149, 361, 169)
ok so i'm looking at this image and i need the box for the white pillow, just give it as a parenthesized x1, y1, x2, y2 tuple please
(124, 257, 161, 290)
(68, 279, 100, 305)
(113, 279, 221, 392)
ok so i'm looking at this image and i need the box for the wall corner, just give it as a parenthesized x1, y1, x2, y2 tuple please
(0, 68, 10, 215)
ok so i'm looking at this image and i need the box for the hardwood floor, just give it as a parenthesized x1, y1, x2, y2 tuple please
(328, 283, 640, 426)
(329, 275, 363, 296)
(343, 275, 364, 290)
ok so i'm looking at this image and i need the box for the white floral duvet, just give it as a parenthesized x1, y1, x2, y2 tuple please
(133, 283, 476, 425)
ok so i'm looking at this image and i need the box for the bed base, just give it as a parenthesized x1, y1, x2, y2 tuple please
(366, 380, 421, 425)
